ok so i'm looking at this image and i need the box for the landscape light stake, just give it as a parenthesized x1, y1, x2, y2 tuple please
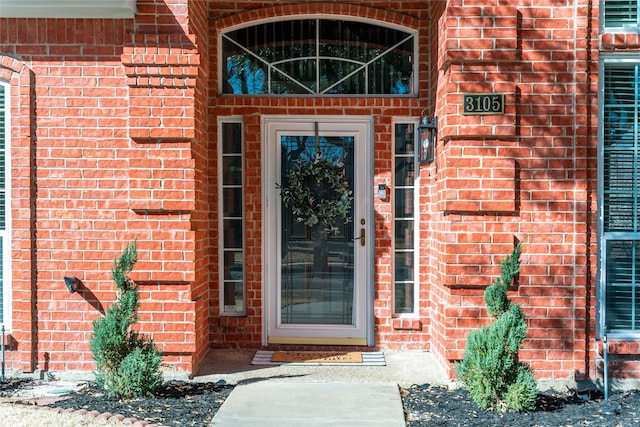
(603, 334, 609, 401)
(1, 324, 5, 383)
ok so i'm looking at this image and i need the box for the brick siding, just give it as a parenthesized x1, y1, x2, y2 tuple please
(0, 0, 632, 383)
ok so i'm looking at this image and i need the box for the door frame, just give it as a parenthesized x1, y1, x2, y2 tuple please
(262, 115, 374, 346)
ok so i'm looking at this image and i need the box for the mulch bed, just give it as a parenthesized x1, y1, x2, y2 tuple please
(1, 379, 234, 426)
(0, 378, 31, 397)
(52, 381, 233, 426)
(0, 377, 33, 397)
(3, 378, 640, 426)
(403, 384, 640, 427)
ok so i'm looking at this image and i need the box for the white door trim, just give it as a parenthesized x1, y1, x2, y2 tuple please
(261, 115, 374, 346)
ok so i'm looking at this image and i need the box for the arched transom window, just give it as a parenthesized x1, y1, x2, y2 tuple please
(221, 19, 416, 95)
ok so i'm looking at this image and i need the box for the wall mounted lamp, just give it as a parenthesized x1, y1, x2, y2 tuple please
(417, 116, 437, 164)
(64, 276, 82, 293)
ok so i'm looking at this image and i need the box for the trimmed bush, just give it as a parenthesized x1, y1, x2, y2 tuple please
(456, 243, 537, 412)
(90, 241, 162, 398)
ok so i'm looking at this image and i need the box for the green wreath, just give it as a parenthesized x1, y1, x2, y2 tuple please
(277, 154, 353, 230)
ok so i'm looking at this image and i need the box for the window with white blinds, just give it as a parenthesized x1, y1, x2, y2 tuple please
(601, 62, 640, 336)
(0, 82, 7, 327)
(604, 0, 640, 28)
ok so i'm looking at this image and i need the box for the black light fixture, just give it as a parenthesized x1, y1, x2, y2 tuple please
(417, 116, 437, 164)
(64, 276, 82, 293)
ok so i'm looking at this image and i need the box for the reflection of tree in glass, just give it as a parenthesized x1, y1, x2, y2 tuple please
(227, 49, 410, 95)
(282, 135, 350, 165)
(223, 20, 413, 95)
(226, 54, 265, 94)
(279, 135, 354, 231)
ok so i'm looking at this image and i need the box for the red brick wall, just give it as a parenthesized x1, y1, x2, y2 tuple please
(0, 1, 206, 373)
(429, 0, 600, 380)
(0, 0, 627, 383)
(185, 0, 212, 380)
(0, 55, 37, 372)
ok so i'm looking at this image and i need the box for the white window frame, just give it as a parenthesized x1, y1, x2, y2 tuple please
(0, 81, 12, 330)
(392, 118, 419, 317)
(218, 116, 246, 316)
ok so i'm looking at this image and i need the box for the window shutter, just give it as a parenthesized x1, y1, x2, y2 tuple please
(605, 0, 640, 28)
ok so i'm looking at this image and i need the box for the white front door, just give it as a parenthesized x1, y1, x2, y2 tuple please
(264, 116, 373, 345)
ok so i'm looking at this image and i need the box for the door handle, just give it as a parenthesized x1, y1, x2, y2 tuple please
(353, 228, 365, 246)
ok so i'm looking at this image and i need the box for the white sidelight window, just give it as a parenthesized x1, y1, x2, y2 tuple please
(218, 118, 246, 316)
(0, 82, 10, 329)
(393, 121, 419, 315)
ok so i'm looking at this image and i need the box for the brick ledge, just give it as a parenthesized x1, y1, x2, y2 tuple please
(392, 318, 423, 331)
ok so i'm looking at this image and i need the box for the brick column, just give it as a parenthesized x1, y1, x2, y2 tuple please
(432, 4, 522, 376)
(120, 32, 201, 371)
(1, 55, 37, 372)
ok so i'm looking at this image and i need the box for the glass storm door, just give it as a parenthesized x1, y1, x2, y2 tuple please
(264, 117, 373, 345)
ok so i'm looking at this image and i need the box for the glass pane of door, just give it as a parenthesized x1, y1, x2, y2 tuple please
(279, 134, 355, 325)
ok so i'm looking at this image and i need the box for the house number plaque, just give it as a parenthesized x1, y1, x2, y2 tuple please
(462, 93, 505, 115)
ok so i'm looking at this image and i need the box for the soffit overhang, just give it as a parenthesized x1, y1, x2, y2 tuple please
(0, 0, 136, 18)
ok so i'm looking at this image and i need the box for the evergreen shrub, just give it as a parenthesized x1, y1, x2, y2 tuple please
(90, 241, 162, 398)
(456, 242, 537, 412)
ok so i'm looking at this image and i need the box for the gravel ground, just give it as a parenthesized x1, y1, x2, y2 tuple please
(3, 378, 640, 426)
(0, 404, 123, 427)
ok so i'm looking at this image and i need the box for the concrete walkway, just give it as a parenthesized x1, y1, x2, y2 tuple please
(210, 382, 405, 427)
(2, 349, 450, 427)
(192, 349, 450, 388)
(193, 349, 450, 427)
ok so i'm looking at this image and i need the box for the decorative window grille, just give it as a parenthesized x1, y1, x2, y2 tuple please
(601, 61, 640, 336)
(393, 122, 418, 315)
(219, 119, 246, 316)
(221, 19, 415, 95)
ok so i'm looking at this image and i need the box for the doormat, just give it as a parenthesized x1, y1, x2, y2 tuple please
(274, 351, 363, 363)
(251, 350, 386, 366)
